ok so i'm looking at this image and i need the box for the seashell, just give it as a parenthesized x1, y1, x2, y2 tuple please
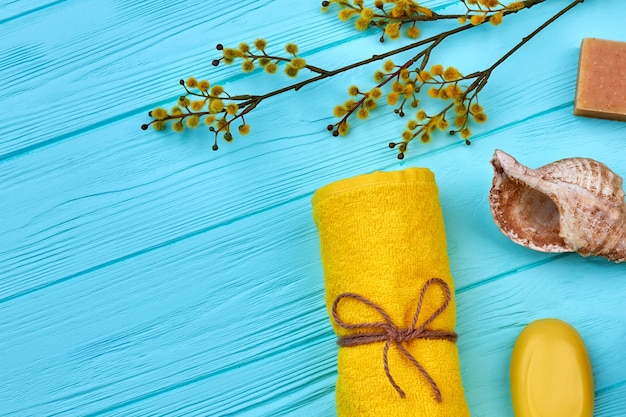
(489, 149, 626, 263)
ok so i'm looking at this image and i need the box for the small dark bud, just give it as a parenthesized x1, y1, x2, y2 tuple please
(224, 132, 233, 142)
(148, 111, 153, 117)
(327, 124, 334, 131)
(321, 0, 330, 6)
(449, 130, 456, 135)
(394, 109, 399, 114)
(388, 142, 396, 149)
(212, 144, 219, 151)
(179, 79, 185, 85)
(216, 44, 223, 50)
(141, 124, 149, 130)
(465, 139, 471, 145)
(398, 110, 405, 117)
(397, 153, 405, 160)
(209, 126, 215, 132)
(212, 59, 220, 67)
(332, 130, 339, 137)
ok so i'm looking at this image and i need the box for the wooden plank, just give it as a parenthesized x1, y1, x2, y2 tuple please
(595, 382, 626, 416)
(0, 197, 331, 415)
(2, 197, 625, 415)
(3, 0, 626, 415)
(0, 0, 66, 23)
(457, 254, 626, 415)
(0, 0, 596, 159)
(0, 0, 455, 159)
(2, 97, 626, 302)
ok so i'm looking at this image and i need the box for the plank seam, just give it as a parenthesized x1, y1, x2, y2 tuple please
(0, 102, 574, 304)
(455, 253, 571, 294)
(0, 0, 539, 165)
(0, 192, 314, 304)
(79, 332, 334, 416)
(0, 0, 69, 25)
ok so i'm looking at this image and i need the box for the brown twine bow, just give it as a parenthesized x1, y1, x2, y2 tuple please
(331, 277, 457, 402)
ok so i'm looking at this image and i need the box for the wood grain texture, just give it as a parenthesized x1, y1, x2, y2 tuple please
(1, 0, 626, 416)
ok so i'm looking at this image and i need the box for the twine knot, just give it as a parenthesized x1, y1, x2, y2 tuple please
(331, 277, 457, 401)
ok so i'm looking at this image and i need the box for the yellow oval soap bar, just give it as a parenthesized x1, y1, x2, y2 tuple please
(510, 318, 594, 417)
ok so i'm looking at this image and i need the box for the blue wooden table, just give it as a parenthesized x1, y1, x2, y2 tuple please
(2, 1, 626, 415)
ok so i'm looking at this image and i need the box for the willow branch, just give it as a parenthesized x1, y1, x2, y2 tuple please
(223, 0, 550, 111)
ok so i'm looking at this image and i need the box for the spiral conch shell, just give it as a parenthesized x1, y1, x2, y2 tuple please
(489, 149, 626, 263)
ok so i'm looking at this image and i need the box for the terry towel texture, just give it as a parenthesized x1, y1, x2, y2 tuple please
(312, 168, 470, 417)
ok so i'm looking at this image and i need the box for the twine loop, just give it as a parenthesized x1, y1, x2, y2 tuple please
(331, 277, 457, 401)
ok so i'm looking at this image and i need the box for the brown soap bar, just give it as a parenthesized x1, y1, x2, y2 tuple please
(574, 38, 626, 121)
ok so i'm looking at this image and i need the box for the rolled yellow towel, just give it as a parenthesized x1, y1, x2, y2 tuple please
(312, 168, 470, 417)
